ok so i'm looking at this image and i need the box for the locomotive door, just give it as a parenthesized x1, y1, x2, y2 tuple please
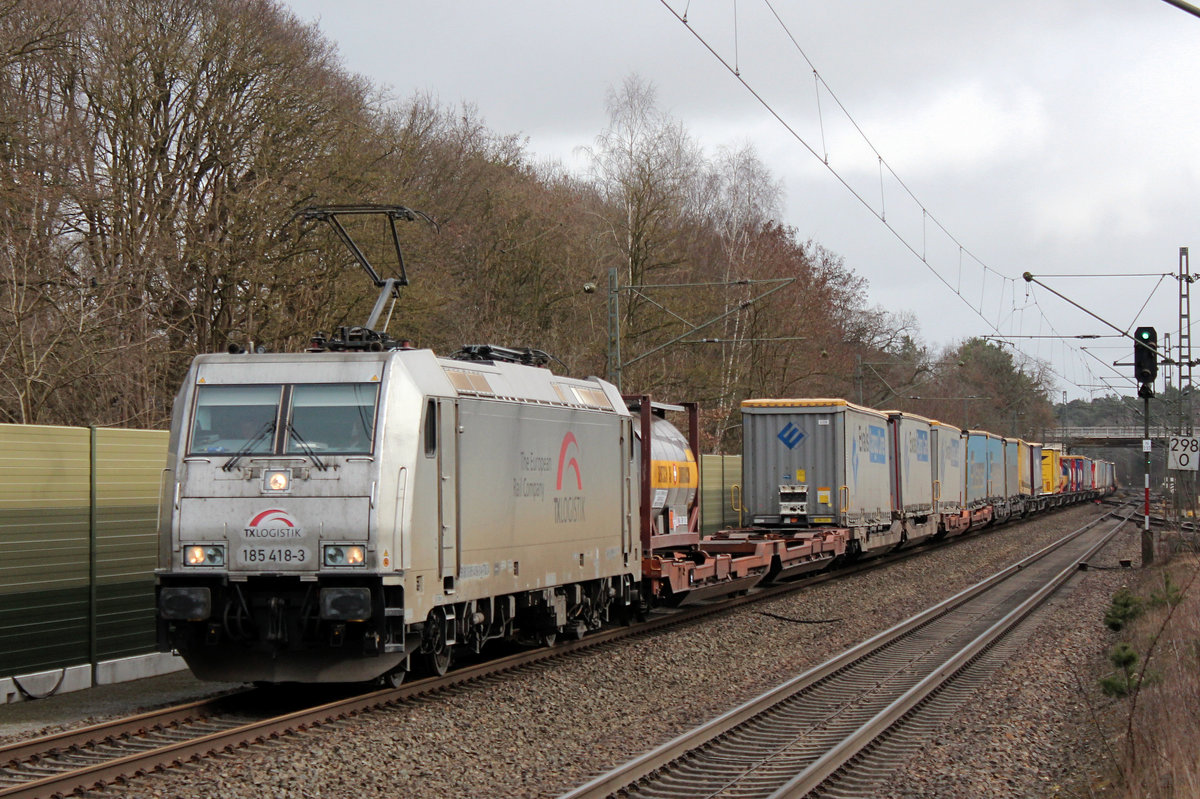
(436, 398, 459, 592)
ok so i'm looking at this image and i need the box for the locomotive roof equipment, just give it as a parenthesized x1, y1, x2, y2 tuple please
(295, 204, 437, 352)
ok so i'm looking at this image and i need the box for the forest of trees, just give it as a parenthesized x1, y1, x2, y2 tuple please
(1, 0, 1066, 450)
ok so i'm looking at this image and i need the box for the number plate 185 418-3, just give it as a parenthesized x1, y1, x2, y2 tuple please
(237, 546, 310, 567)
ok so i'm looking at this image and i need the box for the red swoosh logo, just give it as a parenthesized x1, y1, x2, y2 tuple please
(248, 509, 294, 527)
(556, 432, 582, 491)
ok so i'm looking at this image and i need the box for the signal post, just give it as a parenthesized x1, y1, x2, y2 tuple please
(1135, 326, 1157, 566)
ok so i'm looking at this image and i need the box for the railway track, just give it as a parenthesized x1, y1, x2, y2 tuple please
(559, 507, 1133, 799)
(0, 507, 1116, 799)
(0, 647, 591, 799)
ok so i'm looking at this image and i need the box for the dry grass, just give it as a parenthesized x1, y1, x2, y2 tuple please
(1105, 548, 1200, 798)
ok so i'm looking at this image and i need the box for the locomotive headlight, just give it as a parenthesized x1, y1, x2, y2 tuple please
(264, 469, 291, 492)
(184, 544, 225, 567)
(323, 544, 366, 567)
(159, 587, 211, 620)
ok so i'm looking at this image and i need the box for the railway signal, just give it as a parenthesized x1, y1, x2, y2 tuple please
(1134, 326, 1157, 396)
(1133, 324, 1157, 565)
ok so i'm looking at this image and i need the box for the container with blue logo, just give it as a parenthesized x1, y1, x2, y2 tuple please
(1003, 438, 1021, 501)
(930, 420, 964, 515)
(740, 398, 891, 531)
(964, 430, 990, 510)
(885, 411, 933, 519)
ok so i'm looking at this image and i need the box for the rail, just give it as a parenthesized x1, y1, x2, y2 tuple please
(0, 504, 1118, 799)
(558, 507, 1132, 799)
(0, 531, 973, 799)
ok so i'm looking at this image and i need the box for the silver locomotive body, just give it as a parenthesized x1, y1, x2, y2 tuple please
(156, 350, 638, 683)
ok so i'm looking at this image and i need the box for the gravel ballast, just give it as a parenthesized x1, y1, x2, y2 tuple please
(2, 503, 1135, 798)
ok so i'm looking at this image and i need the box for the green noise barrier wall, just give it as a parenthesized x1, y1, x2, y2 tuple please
(0, 425, 167, 679)
(700, 454, 742, 533)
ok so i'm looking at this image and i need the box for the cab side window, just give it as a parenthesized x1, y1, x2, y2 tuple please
(424, 399, 437, 457)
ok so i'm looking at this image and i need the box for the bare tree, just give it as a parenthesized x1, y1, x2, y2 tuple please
(22, 0, 389, 425)
(701, 144, 784, 445)
(580, 74, 701, 376)
(0, 0, 101, 423)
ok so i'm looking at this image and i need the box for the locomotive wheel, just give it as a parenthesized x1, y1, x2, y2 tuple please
(425, 646, 451, 677)
(381, 666, 406, 688)
(418, 609, 453, 677)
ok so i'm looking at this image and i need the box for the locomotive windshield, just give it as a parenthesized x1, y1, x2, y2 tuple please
(286, 384, 377, 455)
(188, 385, 282, 454)
(187, 382, 378, 456)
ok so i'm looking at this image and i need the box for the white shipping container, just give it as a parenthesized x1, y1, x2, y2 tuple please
(964, 431, 989, 508)
(741, 399, 891, 530)
(888, 412, 933, 517)
(931, 421, 964, 514)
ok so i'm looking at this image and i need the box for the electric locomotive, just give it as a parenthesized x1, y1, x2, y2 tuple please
(155, 345, 640, 684)
(155, 206, 645, 684)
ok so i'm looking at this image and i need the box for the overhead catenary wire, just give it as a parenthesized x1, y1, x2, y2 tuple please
(657, 0, 1172, 398)
(660, 2, 1003, 330)
(1125, 273, 1170, 334)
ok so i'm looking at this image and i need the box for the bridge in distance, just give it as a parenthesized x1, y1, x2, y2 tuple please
(1041, 426, 1179, 447)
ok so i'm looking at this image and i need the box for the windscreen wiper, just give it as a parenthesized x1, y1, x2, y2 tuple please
(285, 421, 328, 472)
(222, 421, 276, 472)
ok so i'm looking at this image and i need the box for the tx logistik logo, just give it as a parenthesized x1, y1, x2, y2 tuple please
(554, 432, 585, 523)
(556, 432, 583, 490)
(778, 422, 805, 450)
(244, 508, 302, 539)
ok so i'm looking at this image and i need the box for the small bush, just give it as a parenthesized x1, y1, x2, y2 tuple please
(1100, 641, 1141, 697)
(1098, 640, 1162, 699)
(1148, 571, 1184, 609)
(1105, 587, 1145, 631)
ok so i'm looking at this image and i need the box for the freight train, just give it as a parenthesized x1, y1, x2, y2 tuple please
(154, 353, 1115, 685)
(154, 207, 1117, 685)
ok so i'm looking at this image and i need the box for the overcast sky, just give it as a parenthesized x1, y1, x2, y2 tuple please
(284, 0, 1199, 401)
